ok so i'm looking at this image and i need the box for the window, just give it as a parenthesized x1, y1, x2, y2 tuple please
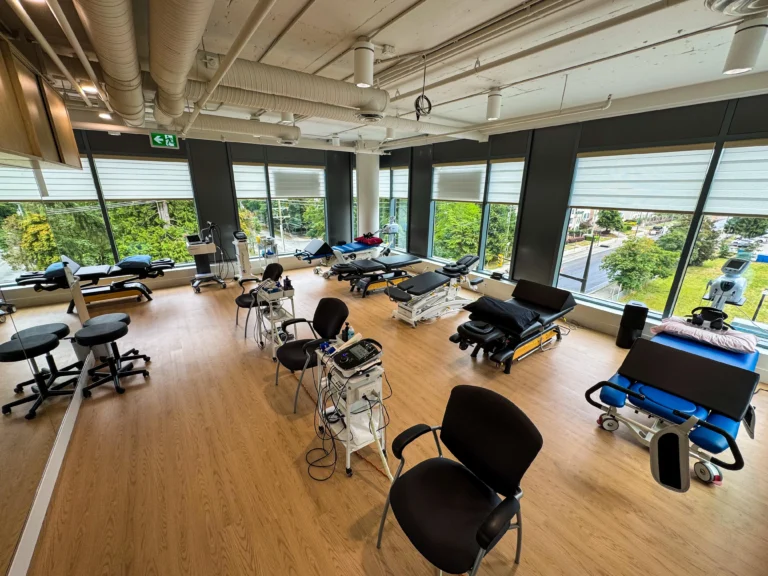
(268, 165, 326, 254)
(431, 163, 486, 262)
(481, 160, 523, 272)
(556, 148, 713, 313)
(232, 163, 271, 256)
(392, 168, 409, 250)
(94, 157, 199, 263)
(674, 143, 768, 339)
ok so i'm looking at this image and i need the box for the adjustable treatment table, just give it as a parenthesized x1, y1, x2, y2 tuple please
(587, 336, 759, 488)
(332, 254, 422, 297)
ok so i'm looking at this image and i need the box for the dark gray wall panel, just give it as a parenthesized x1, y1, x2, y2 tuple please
(82, 130, 188, 158)
(389, 148, 411, 167)
(228, 142, 266, 163)
(325, 151, 353, 245)
(186, 139, 239, 260)
(409, 145, 433, 257)
(489, 131, 529, 158)
(265, 145, 325, 165)
(513, 124, 580, 285)
(433, 139, 489, 163)
(728, 94, 768, 136)
(578, 101, 728, 151)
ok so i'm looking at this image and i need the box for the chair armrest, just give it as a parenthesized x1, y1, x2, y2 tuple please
(392, 424, 432, 460)
(239, 277, 262, 288)
(302, 338, 326, 354)
(282, 318, 310, 330)
(477, 496, 520, 550)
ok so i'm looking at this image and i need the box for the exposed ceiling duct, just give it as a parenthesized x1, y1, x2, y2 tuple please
(188, 53, 390, 113)
(705, 0, 768, 16)
(149, 0, 217, 125)
(183, 81, 486, 141)
(175, 113, 301, 143)
(73, 0, 145, 126)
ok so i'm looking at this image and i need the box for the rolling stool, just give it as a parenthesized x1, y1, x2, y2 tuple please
(83, 313, 149, 374)
(10, 323, 83, 394)
(74, 322, 149, 397)
(1, 335, 76, 419)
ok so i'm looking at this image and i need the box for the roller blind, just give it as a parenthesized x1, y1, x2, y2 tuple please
(268, 166, 325, 198)
(41, 158, 98, 201)
(393, 168, 408, 199)
(432, 163, 487, 202)
(487, 161, 524, 204)
(570, 149, 713, 212)
(94, 158, 194, 200)
(0, 166, 41, 201)
(705, 145, 768, 216)
(352, 169, 356, 198)
(232, 163, 268, 199)
(379, 169, 391, 198)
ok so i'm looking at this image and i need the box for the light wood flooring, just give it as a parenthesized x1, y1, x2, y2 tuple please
(14, 268, 768, 575)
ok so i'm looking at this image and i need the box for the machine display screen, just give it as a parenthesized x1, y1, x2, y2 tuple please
(350, 346, 368, 360)
(186, 234, 201, 243)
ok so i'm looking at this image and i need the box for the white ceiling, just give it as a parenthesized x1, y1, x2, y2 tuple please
(1, 0, 766, 145)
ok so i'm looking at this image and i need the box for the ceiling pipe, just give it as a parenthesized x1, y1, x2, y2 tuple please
(5, 0, 92, 107)
(380, 95, 612, 149)
(150, 0, 217, 124)
(44, 0, 112, 112)
(189, 52, 390, 113)
(72, 0, 145, 126)
(391, 0, 688, 102)
(181, 0, 277, 136)
(375, 0, 582, 86)
(183, 80, 486, 141)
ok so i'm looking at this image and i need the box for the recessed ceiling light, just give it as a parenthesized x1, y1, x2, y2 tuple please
(98, 112, 112, 120)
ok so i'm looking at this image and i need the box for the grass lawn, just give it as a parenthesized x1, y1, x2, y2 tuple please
(621, 258, 768, 325)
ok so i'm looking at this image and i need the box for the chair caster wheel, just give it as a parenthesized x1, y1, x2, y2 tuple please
(194, 288, 201, 294)
(318, 425, 324, 434)
(222, 283, 227, 289)
(82, 389, 92, 398)
(116, 387, 126, 394)
(24, 412, 36, 420)
(694, 461, 722, 485)
(598, 415, 619, 432)
(2, 406, 11, 415)
(14, 386, 23, 394)
(142, 371, 150, 378)
(346, 468, 353, 477)
(145, 357, 151, 362)
(136, 297, 142, 302)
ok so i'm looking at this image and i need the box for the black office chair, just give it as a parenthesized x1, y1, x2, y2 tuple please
(377, 385, 543, 575)
(275, 297, 349, 413)
(235, 263, 283, 339)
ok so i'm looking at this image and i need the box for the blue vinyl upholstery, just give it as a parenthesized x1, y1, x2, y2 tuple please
(44, 262, 66, 279)
(117, 254, 152, 269)
(335, 242, 371, 254)
(651, 333, 759, 371)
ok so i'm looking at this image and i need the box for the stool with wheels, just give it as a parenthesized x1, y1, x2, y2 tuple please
(10, 323, 83, 394)
(1, 334, 76, 419)
(83, 313, 149, 373)
(74, 322, 149, 397)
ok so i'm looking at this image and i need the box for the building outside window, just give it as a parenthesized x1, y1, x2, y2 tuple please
(430, 162, 486, 262)
(672, 143, 768, 339)
(481, 160, 523, 273)
(94, 157, 199, 263)
(556, 147, 714, 314)
(232, 163, 271, 256)
(268, 165, 326, 254)
(392, 167, 409, 251)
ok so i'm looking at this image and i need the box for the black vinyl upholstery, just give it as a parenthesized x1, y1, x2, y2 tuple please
(276, 339, 318, 370)
(0, 334, 59, 362)
(11, 323, 70, 340)
(312, 298, 349, 339)
(84, 313, 131, 327)
(262, 263, 284, 282)
(74, 322, 129, 347)
(440, 385, 543, 497)
(398, 271, 450, 296)
(512, 279, 576, 312)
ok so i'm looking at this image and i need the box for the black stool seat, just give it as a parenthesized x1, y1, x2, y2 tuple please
(84, 313, 131, 326)
(74, 322, 129, 347)
(11, 323, 70, 340)
(0, 334, 59, 363)
(235, 294, 272, 308)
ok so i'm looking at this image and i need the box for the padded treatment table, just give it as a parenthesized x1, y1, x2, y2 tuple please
(588, 337, 759, 485)
(333, 253, 422, 297)
(392, 272, 450, 299)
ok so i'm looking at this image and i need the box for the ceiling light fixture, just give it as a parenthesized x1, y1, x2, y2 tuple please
(98, 112, 112, 119)
(331, 134, 340, 147)
(385, 127, 395, 141)
(723, 16, 768, 75)
(279, 111, 294, 124)
(81, 84, 99, 94)
(353, 37, 374, 88)
(486, 89, 502, 121)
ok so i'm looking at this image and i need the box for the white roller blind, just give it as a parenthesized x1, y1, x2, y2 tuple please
(432, 163, 487, 202)
(268, 166, 325, 198)
(487, 161, 524, 204)
(705, 145, 768, 216)
(94, 158, 194, 200)
(570, 149, 713, 212)
(352, 169, 356, 198)
(232, 163, 268, 198)
(393, 168, 408, 199)
(379, 169, 391, 198)
(41, 158, 98, 201)
(0, 166, 40, 201)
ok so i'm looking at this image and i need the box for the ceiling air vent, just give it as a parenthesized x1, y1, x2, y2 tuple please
(705, 0, 768, 16)
(355, 110, 384, 123)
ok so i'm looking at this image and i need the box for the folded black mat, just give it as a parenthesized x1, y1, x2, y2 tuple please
(464, 296, 540, 333)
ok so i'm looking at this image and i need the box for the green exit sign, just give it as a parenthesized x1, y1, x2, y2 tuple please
(149, 132, 179, 149)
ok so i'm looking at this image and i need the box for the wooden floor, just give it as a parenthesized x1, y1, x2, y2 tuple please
(19, 268, 768, 576)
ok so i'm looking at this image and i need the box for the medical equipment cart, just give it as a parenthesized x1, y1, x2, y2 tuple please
(254, 286, 296, 361)
(315, 337, 392, 478)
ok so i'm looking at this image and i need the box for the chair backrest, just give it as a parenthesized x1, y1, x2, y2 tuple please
(440, 385, 543, 497)
(312, 298, 349, 339)
(262, 263, 283, 282)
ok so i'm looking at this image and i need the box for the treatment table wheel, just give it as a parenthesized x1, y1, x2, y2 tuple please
(314, 267, 320, 275)
(322, 271, 331, 279)
(346, 467, 353, 477)
(598, 414, 619, 432)
(194, 287, 201, 294)
(694, 461, 723, 485)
